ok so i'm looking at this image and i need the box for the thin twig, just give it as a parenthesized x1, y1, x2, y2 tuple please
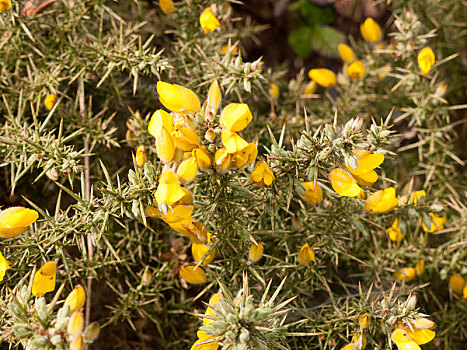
(78, 78, 93, 326)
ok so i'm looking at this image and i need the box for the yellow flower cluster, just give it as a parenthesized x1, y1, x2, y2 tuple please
(146, 80, 259, 283)
(191, 293, 223, 349)
(338, 44, 365, 80)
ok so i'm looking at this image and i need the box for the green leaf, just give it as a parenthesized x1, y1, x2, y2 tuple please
(288, 27, 313, 59)
(299, 0, 335, 27)
(310, 26, 345, 57)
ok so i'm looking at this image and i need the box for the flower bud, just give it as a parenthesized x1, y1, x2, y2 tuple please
(298, 243, 315, 264)
(308, 68, 337, 87)
(359, 314, 370, 329)
(248, 241, 264, 262)
(44, 94, 57, 110)
(159, 0, 174, 14)
(70, 335, 84, 350)
(67, 311, 85, 337)
(360, 18, 382, 42)
(136, 145, 147, 168)
(65, 285, 86, 314)
(338, 43, 355, 63)
(449, 274, 465, 294)
(199, 8, 220, 34)
(83, 322, 100, 342)
(156, 81, 200, 114)
(207, 80, 222, 113)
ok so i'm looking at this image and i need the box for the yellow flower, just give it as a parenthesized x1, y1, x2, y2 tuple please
(364, 187, 399, 213)
(156, 81, 200, 114)
(418, 48, 435, 76)
(44, 94, 57, 110)
(220, 103, 253, 132)
(155, 170, 187, 206)
(329, 169, 362, 197)
(298, 243, 315, 264)
(449, 274, 465, 294)
(421, 213, 447, 233)
(221, 129, 249, 154)
(300, 181, 323, 204)
(232, 143, 257, 168)
(67, 311, 85, 336)
(0, 250, 10, 282)
(408, 190, 426, 206)
(177, 156, 198, 182)
(249, 241, 264, 262)
(415, 260, 425, 276)
(148, 110, 176, 164)
(65, 285, 86, 314)
(250, 161, 275, 187)
(173, 127, 200, 151)
(204, 293, 223, 325)
(304, 80, 317, 95)
(394, 267, 416, 282)
(214, 148, 232, 173)
(220, 44, 238, 54)
(360, 18, 382, 42)
(0, 0, 11, 12)
(0, 207, 39, 238)
(70, 336, 84, 350)
(338, 43, 356, 63)
(360, 314, 370, 329)
(192, 242, 216, 266)
(392, 324, 435, 350)
(206, 80, 222, 114)
(179, 265, 206, 284)
(386, 218, 405, 242)
(353, 333, 367, 349)
(200, 8, 220, 34)
(308, 68, 337, 87)
(148, 109, 174, 138)
(347, 60, 365, 79)
(346, 150, 384, 186)
(169, 219, 208, 244)
(159, 0, 174, 14)
(135, 145, 147, 168)
(463, 284, 467, 299)
(32, 262, 57, 297)
(269, 83, 279, 99)
(193, 146, 212, 171)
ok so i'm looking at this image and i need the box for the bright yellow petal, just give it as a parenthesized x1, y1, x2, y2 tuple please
(192, 243, 216, 266)
(32, 262, 57, 297)
(406, 328, 435, 345)
(179, 266, 206, 284)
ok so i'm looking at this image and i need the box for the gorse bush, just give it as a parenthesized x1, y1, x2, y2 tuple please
(0, 1, 466, 349)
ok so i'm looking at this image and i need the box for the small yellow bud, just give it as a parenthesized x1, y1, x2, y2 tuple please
(463, 284, 467, 299)
(32, 262, 56, 297)
(159, 0, 174, 14)
(449, 274, 465, 294)
(192, 243, 216, 266)
(338, 43, 355, 63)
(269, 83, 279, 99)
(297, 243, 315, 264)
(360, 18, 382, 43)
(415, 259, 425, 276)
(304, 80, 317, 95)
(0, 207, 39, 238)
(67, 311, 85, 337)
(418, 47, 435, 76)
(179, 265, 207, 284)
(206, 80, 222, 113)
(0, 250, 10, 282)
(69, 335, 84, 350)
(249, 241, 264, 262)
(135, 145, 147, 168)
(220, 103, 253, 132)
(347, 60, 365, 79)
(142, 270, 153, 285)
(308, 68, 337, 87)
(359, 314, 370, 329)
(199, 8, 220, 34)
(65, 285, 86, 314)
(44, 94, 57, 110)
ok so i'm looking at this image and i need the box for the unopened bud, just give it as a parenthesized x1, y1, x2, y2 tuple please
(46, 168, 60, 181)
(435, 82, 447, 97)
(83, 322, 100, 342)
(142, 269, 152, 285)
(359, 314, 370, 329)
(352, 117, 363, 132)
(65, 285, 86, 314)
(67, 311, 85, 337)
(406, 294, 418, 310)
(136, 145, 147, 168)
(205, 128, 216, 143)
(70, 335, 84, 350)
